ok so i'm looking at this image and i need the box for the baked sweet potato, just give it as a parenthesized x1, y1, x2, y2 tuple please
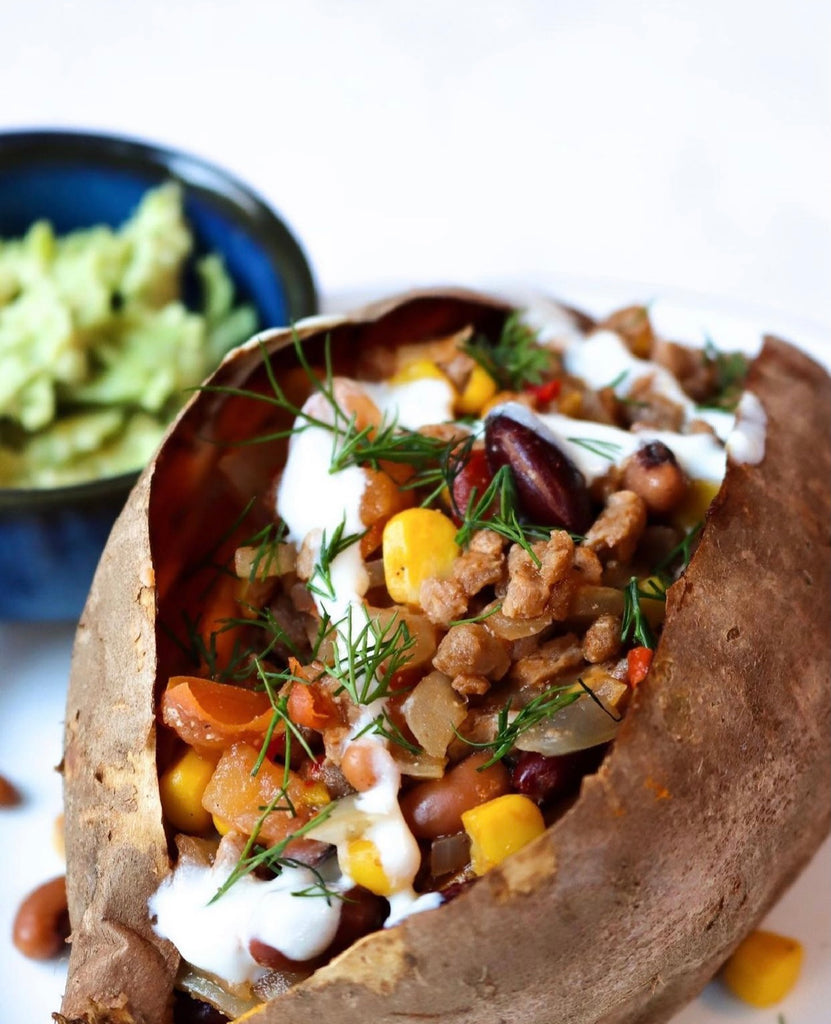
(60, 289, 830, 1024)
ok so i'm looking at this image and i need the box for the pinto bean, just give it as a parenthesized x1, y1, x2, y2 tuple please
(12, 875, 69, 959)
(341, 740, 380, 792)
(0, 773, 20, 806)
(485, 413, 593, 533)
(400, 751, 510, 838)
(622, 441, 689, 515)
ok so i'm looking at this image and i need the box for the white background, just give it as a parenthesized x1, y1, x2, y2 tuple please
(0, 1, 828, 1021)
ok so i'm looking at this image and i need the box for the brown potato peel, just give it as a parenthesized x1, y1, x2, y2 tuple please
(59, 290, 830, 1024)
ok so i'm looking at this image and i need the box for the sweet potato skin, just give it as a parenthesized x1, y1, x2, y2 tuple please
(61, 470, 179, 1024)
(59, 293, 830, 1024)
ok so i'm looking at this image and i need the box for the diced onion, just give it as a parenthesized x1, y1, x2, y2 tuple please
(568, 585, 664, 628)
(402, 671, 467, 758)
(392, 747, 447, 779)
(483, 602, 553, 641)
(430, 832, 471, 878)
(234, 542, 297, 580)
(367, 605, 438, 668)
(177, 965, 259, 1019)
(515, 671, 629, 756)
(364, 558, 386, 590)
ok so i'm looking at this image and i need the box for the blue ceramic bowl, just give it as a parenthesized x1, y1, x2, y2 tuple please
(0, 129, 318, 621)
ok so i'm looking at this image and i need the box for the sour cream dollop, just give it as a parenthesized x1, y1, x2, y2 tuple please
(726, 392, 767, 465)
(149, 859, 343, 985)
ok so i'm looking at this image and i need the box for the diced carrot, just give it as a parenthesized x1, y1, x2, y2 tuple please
(196, 573, 246, 673)
(286, 682, 340, 731)
(201, 743, 330, 846)
(627, 646, 654, 686)
(161, 677, 280, 757)
(360, 468, 415, 558)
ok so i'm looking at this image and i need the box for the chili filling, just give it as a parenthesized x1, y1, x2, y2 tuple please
(149, 302, 755, 1021)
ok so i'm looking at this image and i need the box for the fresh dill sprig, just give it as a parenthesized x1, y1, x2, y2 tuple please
(459, 682, 584, 768)
(566, 436, 624, 461)
(453, 464, 550, 565)
(620, 576, 657, 649)
(307, 518, 367, 602)
(199, 335, 346, 445)
(604, 370, 629, 391)
(462, 312, 550, 390)
(211, 801, 337, 903)
(285, 860, 354, 903)
(238, 519, 289, 582)
(330, 413, 468, 496)
(448, 602, 503, 627)
(699, 337, 749, 411)
(251, 657, 318, 777)
(354, 709, 423, 755)
(310, 609, 334, 660)
(201, 333, 469, 500)
(171, 611, 251, 681)
(655, 521, 703, 576)
(327, 606, 415, 705)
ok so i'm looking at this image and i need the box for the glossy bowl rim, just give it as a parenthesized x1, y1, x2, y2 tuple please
(0, 127, 318, 510)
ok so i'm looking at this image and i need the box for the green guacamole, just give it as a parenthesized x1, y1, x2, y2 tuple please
(0, 183, 258, 488)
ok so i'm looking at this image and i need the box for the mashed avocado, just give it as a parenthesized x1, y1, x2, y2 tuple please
(0, 183, 258, 488)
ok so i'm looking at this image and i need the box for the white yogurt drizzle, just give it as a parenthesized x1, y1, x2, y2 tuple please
(489, 400, 729, 484)
(149, 858, 342, 985)
(726, 391, 767, 465)
(278, 379, 454, 920)
(561, 329, 735, 441)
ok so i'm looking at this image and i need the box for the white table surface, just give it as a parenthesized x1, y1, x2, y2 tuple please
(0, 1, 829, 1020)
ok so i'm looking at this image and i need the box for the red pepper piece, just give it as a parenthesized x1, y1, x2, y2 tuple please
(627, 646, 654, 686)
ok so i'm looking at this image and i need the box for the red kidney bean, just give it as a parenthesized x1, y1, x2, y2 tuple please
(326, 886, 387, 957)
(439, 878, 477, 902)
(485, 413, 593, 533)
(511, 746, 608, 805)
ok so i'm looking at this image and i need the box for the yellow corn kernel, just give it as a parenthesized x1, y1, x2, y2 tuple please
(212, 814, 233, 836)
(383, 508, 460, 606)
(673, 479, 720, 531)
(159, 749, 215, 834)
(294, 780, 331, 811)
(721, 929, 804, 1008)
(456, 364, 498, 416)
(344, 838, 392, 896)
(390, 359, 449, 385)
(461, 793, 546, 875)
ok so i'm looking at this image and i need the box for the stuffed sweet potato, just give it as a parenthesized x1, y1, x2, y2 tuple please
(59, 289, 830, 1024)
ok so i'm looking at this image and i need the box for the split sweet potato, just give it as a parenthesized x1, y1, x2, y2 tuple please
(59, 289, 830, 1024)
